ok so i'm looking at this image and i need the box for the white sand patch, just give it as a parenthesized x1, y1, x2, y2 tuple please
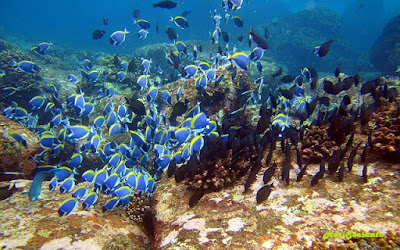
(173, 213, 196, 226)
(227, 217, 244, 232)
(160, 230, 179, 247)
(183, 218, 205, 230)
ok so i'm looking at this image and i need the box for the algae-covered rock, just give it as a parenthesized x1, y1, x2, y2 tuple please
(0, 180, 150, 249)
(151, 160, 400, 249)
(0, 115, 41, 181)
(370, 14, 400, 74)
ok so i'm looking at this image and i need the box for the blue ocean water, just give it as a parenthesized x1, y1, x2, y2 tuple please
(1, 0, 399, 54)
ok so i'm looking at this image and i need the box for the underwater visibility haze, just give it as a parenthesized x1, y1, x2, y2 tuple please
(0, 0, 400, 249)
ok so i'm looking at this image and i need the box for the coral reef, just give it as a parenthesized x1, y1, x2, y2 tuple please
(302, 125, 340, 163)
(369, 97, 400, 161)
(370, 14, 400, 74)
(125, 194, 151, 223)
(0, 115, 41, 180)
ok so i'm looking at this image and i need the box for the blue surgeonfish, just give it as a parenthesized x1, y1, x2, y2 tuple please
(103, 173, 120, 191)
(32, 42, 51, 54)
(230, 52, 250, 70)
(82, 169, 95, 183)
(190, 135, 204, 154)
(162, 90, 172, 105)
(137, 75, 148, 91)
(58, 197, 79, 216)
(135, 19, 150, 30)
(138, 29, 149, 40)
(110, 28, 130, 46)
(49, 176, 58, 191)
(67, 74, 79, 83)
(102, 197, 119, 212)
(72, 186, 89, 201)
(113, 186, 131, 198)
(29, 95, 46, 110)
(4, 129, 28, 147)
(11, 60, 40, 73)
(59, 178, 75, 193)
(170, 16, 189, 29)
(82, 192, 98, 209)
(116, 71, 126, 82)
(66, 125, 90, 140)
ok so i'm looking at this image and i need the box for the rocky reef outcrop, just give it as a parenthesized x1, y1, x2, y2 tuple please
(370, 14, 400, 74)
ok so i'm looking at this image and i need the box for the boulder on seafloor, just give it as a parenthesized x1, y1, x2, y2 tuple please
(370, 14, 400, 74)
(267, 8, 368, 73)
(0, 180, 150, 249)
(0, 115, 41, 181)
(151, 161, 400, 249)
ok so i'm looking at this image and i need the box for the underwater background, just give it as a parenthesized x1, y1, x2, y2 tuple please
(0, 0, 400, 249)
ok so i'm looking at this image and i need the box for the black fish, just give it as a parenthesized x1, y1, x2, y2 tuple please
(187, 153, 198, 177)
(342, 77, 354, 90)
(306, 99, 318, 117)
(280, 85, 296, 100)
(272, 67, 282, 78)
(314, 39, 333, 57)
(340, 133, 354, 160)
(269, 92, 277, 109)
(263, 162, 276, 184)
(318, 96, 330, 106)
(0, 183, 17, 201)
(167, 160, 176, 177)
(103, 17, 108, 26)
(257, 113, 271, 134)
(256, 61, 263, 74)
(175, 166, 187, 183)
(334, 67, 341, 77)
(256, 184, 273, 204)
(362, 163, 368, 183)
(296, 148, 303, 169)
(308, 67, 318, 78)
(323, 79, 342, 95)
(218, 45, 223, 55)
(92, 30, 105, 40)
(347, 143, 361, 172)
(165, 26, 178, 41)
(198, 45, 203, 52)
(311, 77, 318, 90)
(153, 0, 177, 9)
(328, 150, 341, 175)
(188, 190, 204, 208)
(128, 59, 136, 72)
(342, 95, 351, 106)
(133, 9, 140, 18)
(297, 76, 304, 86)
(249, 29, 268, 50)
(237, 35, 244, 42)
(169, 100, 188, 126)
(248, 38, 252, 48)
(214, 75, 223, 88)
(113, 55, 120, 68)
(233, 16, 243, 27)
(281, 160, 291, 186)
(222, 31, 229, 43)
(311, 160, 325, 186)
(181, 10, 191, 17)
(296, 164, 307, 182)
(361, 80, 378, 95)
(360, 144, 368, 163)
(127, 98, 146, 117)
(244, 167, 258, 193)
(338, 163, 345, 182)
(280, 75, 294, 83)
(264, 27, 269, 39)
(354, 72, 360, 86)
(156, 23, 159, 34)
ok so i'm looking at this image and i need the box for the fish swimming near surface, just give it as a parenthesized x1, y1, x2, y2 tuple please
(153, 0, 177, 9)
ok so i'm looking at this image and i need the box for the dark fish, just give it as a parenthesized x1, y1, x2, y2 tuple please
(231, 68, 237, 81)
(306, 99, 318, 117)
(269, 92, 277, 109)
(264, 27, 269, 39)
(334, 67, 341, 77)
(237, 35, 244, 42)
(167, 160, 177, 177)
(327, 150, 341, 175)
(314, 39, 333, 57)
(323, 79, 342, 95)
(311, 160, 325, 186)
(156, 23, 159, 34)
(256, 61, 263, 74)
(256, 184, 273, 204)
(318, 96, 330, 106)
(233, 16, 244, 27)
(311, 77, 318, 90)
(249, 29, 268, 50)
(360, 144, 368, 163)
(127, 98, 146, 117)
(265, 142, 275, 167)
(169, 101, 188, 126)
(128, 59, 136, 72)
(133, 9, 140, 18)
(281, 160, 291, 186)
(296, 148, 303, 169)
(92, 30, 105, 40)
(165, 26, 178, 41)
(388, 87, 399, 102)
(297, 76, 304, 86)
(342, 95, 351, 106)
(280, 85, 296, 100)
(198, 45, 203, 52)
(181, 10, 191, 17)
(257, 113, 271, 134)
(272, 67, 283, 78)
(214, 75, 223, 88)
(354, 72, 360, 86)
(248, 38, 252, 48)
(340, 133, 354, 160)
(296, 164, 307, 182)
(153, 0, 177, 9)
(218, 45, 223, 55)
(347, 143, 361, 172)
(222, 31, 229, 43)
(244, 167, 258, 193)
(189, 190, 204, 208)
(103, 17, 108, 26)
(0, 183, 17, 201)
(362, 163, 368, 183)
(113, 55, 120, 68)
(342, 77, 354, 90)
(280, 75, 294, 83)
(175, 166, 187, 183)
(263, 162, 276, 184)
(361, 80, 378, 95)
(187, 153, 198, 177)
(309, 67, 318, 78)
(338, 163, 345, 182)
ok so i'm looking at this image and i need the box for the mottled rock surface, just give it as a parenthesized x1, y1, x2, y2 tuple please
(0, 180, 149, 249)
(0, 115, 41, 180)
(152, 161, 400, 249)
